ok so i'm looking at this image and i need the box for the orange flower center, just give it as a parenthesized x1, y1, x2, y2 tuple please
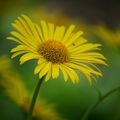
(39, 40, 68, 63)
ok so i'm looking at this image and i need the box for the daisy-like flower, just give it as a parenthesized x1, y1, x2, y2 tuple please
(7, 15, 107, 84)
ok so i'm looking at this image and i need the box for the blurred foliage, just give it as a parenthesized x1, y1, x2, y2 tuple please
(0, 56, 65, 120)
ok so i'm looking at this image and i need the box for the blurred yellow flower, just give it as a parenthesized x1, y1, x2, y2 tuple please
(7, 15, 107, 84)
(31, 8, 71, 26)
(92, 24, 120, 49)
(0, 56, 11, 73)
(0, 55, 65, 120)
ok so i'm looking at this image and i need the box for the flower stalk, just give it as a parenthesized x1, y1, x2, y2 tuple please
(81, 86, 120, 120)
(27, 76, 45, 120)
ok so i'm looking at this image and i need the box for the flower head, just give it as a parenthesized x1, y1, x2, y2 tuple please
(92, 24, 120, 49)
(7, 15, 107, 84)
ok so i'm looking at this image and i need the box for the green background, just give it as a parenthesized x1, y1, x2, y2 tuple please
(0, 0, 120, 120)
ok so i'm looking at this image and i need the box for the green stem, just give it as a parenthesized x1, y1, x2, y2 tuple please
(81, 86, 120, 120)
(27, 76, 45, 120)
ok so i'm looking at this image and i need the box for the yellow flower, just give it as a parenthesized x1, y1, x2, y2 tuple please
(0, 55, 65, 120)
(92, 24, 120, 49)
(31, 7, 71, 26)
(7, 15, 107, 84)
(0, 55, 11, 73)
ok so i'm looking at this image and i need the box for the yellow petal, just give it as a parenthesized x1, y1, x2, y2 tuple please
(40, 20, 48, 41)
(78, 63, 103, 77)
(6, 36, 22, 44)
(11, 51, 26, 58)
(65, 62, 101, 84)
(12, 20, 38, 46)
(59, 65, 68, 82)
(66, 31, 83, 46)
(19, 53, 39, 64)
(54, 26, 60, 40)
(39, 62, 51, 79)
(17, 17, 40, 46)
(62, 24, 75, 42)
(10, 31, 34, 48)
(71, 52, 107, 61)
(35, 24, 44, 41)
(52, 64, 59, 79)
(37, 58, 46, 64)
(70, 43, 101, 54)
(61, 64, 79, 84)
(74, 37, 87, 46)
(45, 66, 52, 82)
(22, 15, 41, 43)
(34, 61, 46, 74)
(11, 45, 35, 53)
(58, 26, 65, 41)
(48, 23, 54, 39)
(71, 56, 107, 66)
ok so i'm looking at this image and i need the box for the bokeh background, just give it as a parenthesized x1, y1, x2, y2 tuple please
(0, 0, 120, 120)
